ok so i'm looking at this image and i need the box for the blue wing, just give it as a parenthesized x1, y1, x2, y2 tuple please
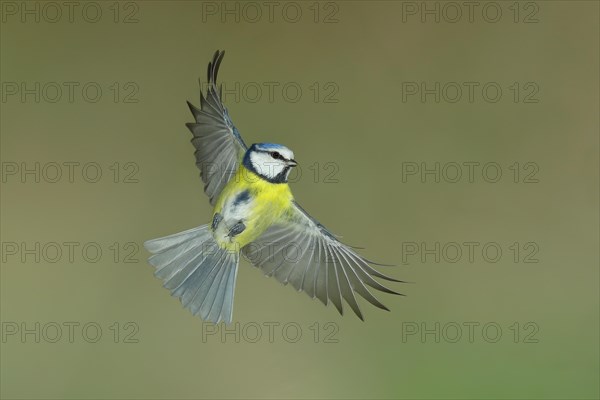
(242, 202, 403, 320)
(186, 50, 247, 205)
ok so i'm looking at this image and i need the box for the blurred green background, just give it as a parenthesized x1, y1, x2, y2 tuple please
(1, 1, 598, 399)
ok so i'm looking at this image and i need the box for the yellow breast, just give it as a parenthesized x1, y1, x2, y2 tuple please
(213, 165, 293, 249)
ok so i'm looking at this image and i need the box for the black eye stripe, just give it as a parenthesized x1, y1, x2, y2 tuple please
(269, 151, 283, 160)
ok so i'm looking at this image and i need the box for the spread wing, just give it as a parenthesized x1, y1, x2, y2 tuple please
(242, 202, 403, 320)
(186, 50, 247, 205)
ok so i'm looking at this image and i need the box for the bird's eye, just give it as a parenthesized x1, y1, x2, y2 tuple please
(270, 152, 282, 160)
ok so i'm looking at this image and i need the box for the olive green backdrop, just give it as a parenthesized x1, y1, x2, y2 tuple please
(1, 1, 598, 399)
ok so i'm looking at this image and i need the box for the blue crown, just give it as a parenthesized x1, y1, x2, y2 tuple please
(252, 143, 286, 151)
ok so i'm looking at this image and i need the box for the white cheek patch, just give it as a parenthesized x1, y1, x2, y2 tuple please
(250, 152, 285, 179)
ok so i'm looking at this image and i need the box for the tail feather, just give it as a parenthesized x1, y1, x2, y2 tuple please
(189, 251, 227, 316)
(155, 246, 203, 283)
(144, 225, 240, 324)
(207, 264, 231, 322)
(198, 255, 230, 317)
(220, 261, 238, 323)
(144, 225, 207, 253)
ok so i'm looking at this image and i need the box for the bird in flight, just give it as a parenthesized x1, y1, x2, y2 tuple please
(144, 51, 402, 324)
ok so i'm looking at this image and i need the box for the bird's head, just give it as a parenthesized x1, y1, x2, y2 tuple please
(242, 143, 297, 183)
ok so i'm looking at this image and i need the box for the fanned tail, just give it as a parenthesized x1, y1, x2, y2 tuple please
(144, 225, 239, 324)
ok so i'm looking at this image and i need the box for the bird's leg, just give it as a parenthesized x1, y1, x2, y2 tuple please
(211, 213, 223, 231)
(227, 220, 246, 238)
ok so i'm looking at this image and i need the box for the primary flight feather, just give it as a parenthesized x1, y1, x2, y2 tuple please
(144, 50, 402, 324)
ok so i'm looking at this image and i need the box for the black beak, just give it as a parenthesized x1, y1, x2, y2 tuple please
(287, 159, 298, 167)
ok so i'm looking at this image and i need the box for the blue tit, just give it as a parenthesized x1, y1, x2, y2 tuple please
(144, 50, 403, 324)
